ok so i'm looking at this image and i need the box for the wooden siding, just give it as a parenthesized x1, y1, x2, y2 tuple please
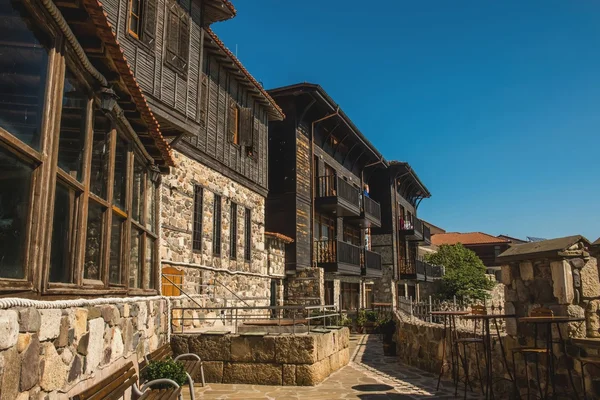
(101, 0, 270, 190)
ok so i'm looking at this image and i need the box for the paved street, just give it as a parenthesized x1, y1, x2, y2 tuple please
(184, 334, 467, 399)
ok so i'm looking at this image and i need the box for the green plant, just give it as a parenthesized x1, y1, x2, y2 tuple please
(365, 310, 378, 323)
(425, 244, 495, 301)
(339, 313, 352, 327)
(142, 358, 187, 389)
(356, 309, 367, 327)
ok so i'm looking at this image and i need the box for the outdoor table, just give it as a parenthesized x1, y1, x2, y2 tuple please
(461, 313, 516, 399)
(431, 311, 470, 392)
(518, 316, 586, 400)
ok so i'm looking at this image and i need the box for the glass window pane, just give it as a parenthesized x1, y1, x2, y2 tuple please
(49, 183, 80, 283)
(113, 137, 128, 210)
(0, 147, 33, 279)
(145, 236, 155, 289)
(84, 200, 105, 281)
(132, 161, 144, 222)
(90, 111, 110, 199)
(0, 1, 48, 150)
(57, 72, 87, 181)
(146, 180, 156, 231)
(129, 228, 142, 288)
(109, 214, 123, 285)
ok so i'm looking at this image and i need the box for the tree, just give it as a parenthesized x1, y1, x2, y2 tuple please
(425, 243, 495, 301)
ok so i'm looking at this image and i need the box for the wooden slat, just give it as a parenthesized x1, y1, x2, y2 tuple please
(89, 374, 137, 400)
(72, 362, 135, 400)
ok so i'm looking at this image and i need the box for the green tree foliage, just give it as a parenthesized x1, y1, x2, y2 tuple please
(425, 244, 495, 301)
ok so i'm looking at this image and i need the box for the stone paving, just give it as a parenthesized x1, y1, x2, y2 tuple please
(184, 334, 478, 399)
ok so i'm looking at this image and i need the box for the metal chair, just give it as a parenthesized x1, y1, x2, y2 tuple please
(574, 354, 600, 400)
(454, 304, 486, 399)
(512, 307, 553, 399)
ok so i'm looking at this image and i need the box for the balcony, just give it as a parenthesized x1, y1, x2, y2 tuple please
(415, 258, 444, 282)
(399, 258, 416, 280)
(362, 249, 383, 278)
(315, 175, 360, 217)
(314, 239, 361, 275)
(399, 218, 424, 242)
(350, 195, 382, 228)
(422, 222, 431, 245)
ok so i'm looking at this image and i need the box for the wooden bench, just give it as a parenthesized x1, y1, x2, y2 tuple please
(143, 344, 204, 400)
(71, 361, 182, 400)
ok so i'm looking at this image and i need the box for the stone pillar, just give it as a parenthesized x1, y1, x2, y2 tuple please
(550, 260, 574, 304)
(284, 267, 324, 307)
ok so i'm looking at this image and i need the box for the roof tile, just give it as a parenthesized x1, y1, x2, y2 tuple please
(431, 232, 510, 246)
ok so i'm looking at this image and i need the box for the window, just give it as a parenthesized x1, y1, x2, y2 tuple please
(244, 208, 251, 262)
(128, 0, 157, 46)
(365, 284, 374, 310)
(228, 99, 240, 145)
(341, 283, 359, 311)
(213, 194, 222, 256)
(343, 225, 361, 247)
(192, 186, 203, 251)
(0, 1, 160, 293)
(230, 202, 237, 259)
(165, 0, 190, 74)
(314, 213, 335, 241)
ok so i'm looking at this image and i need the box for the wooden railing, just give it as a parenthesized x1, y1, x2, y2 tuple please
(363, 196, 381, 222)
(316, 175, 360, 210)
(415, 258, 444, 281)
(364, 249, 382, 271)
(422, 222, 431, 243)
(399, 258, 416, 275)
(314, 239, 361, 267)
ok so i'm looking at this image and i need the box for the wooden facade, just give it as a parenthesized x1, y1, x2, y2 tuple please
(100, 0, 283, 197)
(267, 83, 384, 278)
(0, 0, 172, 297)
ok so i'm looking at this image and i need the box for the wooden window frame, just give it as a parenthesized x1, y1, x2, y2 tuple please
(0, 11, 160, 295)
(165, 1, 189, 77)
(127, 0, 142, 39)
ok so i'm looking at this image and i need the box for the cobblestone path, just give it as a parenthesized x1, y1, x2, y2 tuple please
(185, 334, 476, 399)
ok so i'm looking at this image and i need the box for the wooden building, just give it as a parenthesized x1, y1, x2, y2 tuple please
(369, 161, 433, 304)
(267, 83, 385, 311)
(95, 0, 287, 308)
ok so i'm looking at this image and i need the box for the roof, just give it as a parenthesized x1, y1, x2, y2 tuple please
(267, 83, 385, 162)
(205, 29, 284, 121)
(388, 161, 431, 199)
(431, 232, 510, 246)
(498, 234, 528, 244)
(81, 0, 174, 167)
(421, 220, 445, 233)
(497, 235, 591, 263)
(594, 238, 600, 246)
(265, 232, 294, 244)
(204, 0, 236, 24)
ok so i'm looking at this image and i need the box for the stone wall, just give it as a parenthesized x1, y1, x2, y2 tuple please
(285, 267, 324, 307)
(171, 328, 350, 386)
(371, 233, 395, 305)
(0, 297, 168, 399)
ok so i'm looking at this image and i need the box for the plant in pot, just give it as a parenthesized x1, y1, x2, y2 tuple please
(142, 358, 188, 389)
(364, 310, 378, 333)
(375, 315, 397, 356)
(356, 309, 367, 333)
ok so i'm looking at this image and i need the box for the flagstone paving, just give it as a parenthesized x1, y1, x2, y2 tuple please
(183, 333, 480, 399)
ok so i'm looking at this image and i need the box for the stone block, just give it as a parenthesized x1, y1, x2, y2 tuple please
(282, 364, 296, 386)
(20, 335, 39, 391)
(230, 335, 275, 363)
(101, 305, 121, 326)
(17, 333, 31, 353)
(72, 308, 88, 341)
(504, 302, 517, 336)
(586, 300, 600, 338)
(86, 306, 102, 320)
(170, 335, 189, 355)
(581, 258, 600, 298)
(1, 348, 20, 400)
(38, 310, 62, 342)
(275, 335, 317, 364)
(188, 334, 231, 361)
(328, 350, 340, 371)
(551, 260, 574, 304)
(520, 262, 534, 281)
(223, 362, 282, 385)
(339, 348, 349, 366)
(18, 308, 40, 333)
(500, 265, 512, 285)
(296, 357, 331, 385)
(0, 310, 19, 350)
(315, 332, 334, 361)
(60, 347, 73, 365)
(84, 318, 105, 374)
(55, 317, 70, 348)
(136, 303, 148, 331)
(40, 343, 68, 391)
(200, 361, 224, 383)
(122, 319, 133, 355)
(109, 327, 124, 362)
(68, 355, 83, 383)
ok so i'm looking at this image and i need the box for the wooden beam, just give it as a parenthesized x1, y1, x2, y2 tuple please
(79, 36, 104, 54)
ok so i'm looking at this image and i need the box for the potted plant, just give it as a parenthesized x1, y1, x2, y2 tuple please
(364, 310, 378, 333)
(142, 358, 188, 389)
(356, 309, 367, 333)
(376, 315, 397, 356)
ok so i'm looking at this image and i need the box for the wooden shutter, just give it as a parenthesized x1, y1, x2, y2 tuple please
(141, 0, 157, 46)
(166, 8, 179, 60)
(178, 14, 190, 70)
(239, 107, 252, 147)
(199, 73, 208, 127)
(227, 99, 238, 144)
(251, 110, 259, 161)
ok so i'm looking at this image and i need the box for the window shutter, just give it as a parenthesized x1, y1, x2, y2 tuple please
(141, 0, 157, 46)
(178, 14, 190, 70)
(239, 107, 252, 147)
(251, 111, 259, 161)
(166, 9, 179, 60)
(227, 99, 237, 144)
(199, 73, 208, 127)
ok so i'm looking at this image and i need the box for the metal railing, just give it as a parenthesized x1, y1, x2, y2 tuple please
(415, 258, 444, 281)
(399, 258, 416, 275)
(314, 239, 361, 267)
(171, 304, 340, 335)
(363, 196, 381, 222)
(316, 175, 360, 210)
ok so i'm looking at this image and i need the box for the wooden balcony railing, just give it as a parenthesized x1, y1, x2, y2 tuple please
(314, 239, 361, 267)
(364, 249, 382, 271)
(400, 258, 416, 275)
(316, 175, 360, 210)
(415, 258, 444, 281)
(422, 222, 431, 243)
(363, 196, 381, 222)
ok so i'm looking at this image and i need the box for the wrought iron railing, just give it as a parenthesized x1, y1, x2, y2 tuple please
(364, 249, 382, 271)
(314, 239, 361, 267)
(399, 257, 416, 275)
(363, 196, 381, 222)
(316, 175, 360, 210)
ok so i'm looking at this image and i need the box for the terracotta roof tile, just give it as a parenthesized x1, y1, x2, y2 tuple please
(431, 232, 510, 246)
(265, 232, 294, 244)
(222, 0, 236, 15)
(206, 29, 284, 120)
(81, 0, 174, 167)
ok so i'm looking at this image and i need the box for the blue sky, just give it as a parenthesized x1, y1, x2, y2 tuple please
(213, 0, 600, 242)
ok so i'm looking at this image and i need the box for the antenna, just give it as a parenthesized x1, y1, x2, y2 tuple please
(235, 44, 238, 58)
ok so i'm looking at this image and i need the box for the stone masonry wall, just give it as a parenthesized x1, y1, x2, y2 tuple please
(371, 233, 395, 305)
(0, 298, 168, 399)
(285, 267, 324, 307)
(171, 328, 350, 386)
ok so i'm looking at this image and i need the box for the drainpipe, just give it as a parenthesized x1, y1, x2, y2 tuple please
(310, 107, 340, 268)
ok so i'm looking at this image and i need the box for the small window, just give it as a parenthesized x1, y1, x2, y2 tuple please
(128, 0, 157, 46)
(213, 194, 222, 256)
(230, 202, 237, 259)
(192, 186, 203, 251)
(128, 0, 141, 38)
(244, 208, 251, 262)
(165, 1, 189, 74)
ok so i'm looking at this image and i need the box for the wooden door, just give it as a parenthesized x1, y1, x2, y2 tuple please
(161, 266, 183, 296)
